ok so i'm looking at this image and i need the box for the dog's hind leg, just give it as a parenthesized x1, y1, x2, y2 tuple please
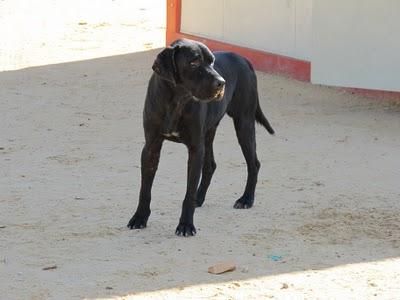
(232, 117, 260, 209)
(196, 127, 217, 207)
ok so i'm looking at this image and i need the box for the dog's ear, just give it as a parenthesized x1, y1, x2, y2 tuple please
(152, 46, 179, 84)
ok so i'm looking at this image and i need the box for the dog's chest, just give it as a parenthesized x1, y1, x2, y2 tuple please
(162, 102, 187, 140)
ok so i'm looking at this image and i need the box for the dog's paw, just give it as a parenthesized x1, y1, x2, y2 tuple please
(233, 196, 254, 209)
(127, 214, 148, 229)
(175, 222, 196, 237)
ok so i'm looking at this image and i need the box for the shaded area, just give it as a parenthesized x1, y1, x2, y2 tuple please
(0, 49, 400, 299)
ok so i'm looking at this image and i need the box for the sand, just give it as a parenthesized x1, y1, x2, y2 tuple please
(1, 1, 400, 299)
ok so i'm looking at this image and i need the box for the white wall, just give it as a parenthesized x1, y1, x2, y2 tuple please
(181, 0, 224, 41)
(181, 0, 312, 61)
(311, 0, 400, 92)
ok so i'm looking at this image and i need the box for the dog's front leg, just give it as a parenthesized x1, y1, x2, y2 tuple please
(175, 144, 205, 236)
(127, 138, 163, 229)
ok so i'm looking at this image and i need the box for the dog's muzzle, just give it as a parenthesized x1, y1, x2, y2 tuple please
(192, 85, 225, 102)
(213, 85, 225, 101)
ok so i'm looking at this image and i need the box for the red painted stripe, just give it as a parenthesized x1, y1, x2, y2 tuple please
(169, 32, 311, 82)
(345, 87, 400, 101)
(166, 0, 181, 42)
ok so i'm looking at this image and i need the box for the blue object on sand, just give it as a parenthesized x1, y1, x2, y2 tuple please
(267, 255, 283, 262)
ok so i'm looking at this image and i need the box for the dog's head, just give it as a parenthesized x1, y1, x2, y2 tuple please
(152, 39, 225, 102)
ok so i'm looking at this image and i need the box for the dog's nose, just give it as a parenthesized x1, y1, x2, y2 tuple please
(213, 77, 226, 90)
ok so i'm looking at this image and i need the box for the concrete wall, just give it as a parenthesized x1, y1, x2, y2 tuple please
(311, 0, 400, 92)
(181, 0, 312, 61)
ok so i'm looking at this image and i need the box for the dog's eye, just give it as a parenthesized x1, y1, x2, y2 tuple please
(190, 59, 201, 68)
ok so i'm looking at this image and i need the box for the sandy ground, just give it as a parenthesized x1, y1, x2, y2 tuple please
(0, 0, 165, 71)
(1, 1, 400, 299)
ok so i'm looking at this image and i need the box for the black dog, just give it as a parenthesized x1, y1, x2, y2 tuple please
(127, 39, 274, 236)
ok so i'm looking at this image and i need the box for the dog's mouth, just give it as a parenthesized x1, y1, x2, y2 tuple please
(193, 86, 225, 103)
(213, 85, 225, 101)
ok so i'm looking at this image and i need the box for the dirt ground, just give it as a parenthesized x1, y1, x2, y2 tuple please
(1, 1, 400, 299)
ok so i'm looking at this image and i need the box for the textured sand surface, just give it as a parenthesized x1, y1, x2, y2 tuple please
(1, 1, 400, 299)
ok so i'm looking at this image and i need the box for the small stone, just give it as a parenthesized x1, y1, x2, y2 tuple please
(208, 261, 236, 274)
(42, 265, 57, 271)
(281, 283, 289, 289)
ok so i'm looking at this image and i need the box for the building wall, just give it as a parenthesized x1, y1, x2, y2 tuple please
(180, 0, 400, 93)
(311, 0, 400, 92)
(181, 0, 312, 61)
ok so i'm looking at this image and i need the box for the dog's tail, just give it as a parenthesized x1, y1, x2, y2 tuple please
(255, 100, 275, 135)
